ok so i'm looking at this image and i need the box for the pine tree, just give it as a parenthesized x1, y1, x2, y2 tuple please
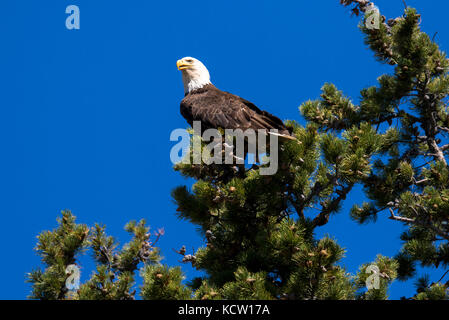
(304, 0, 449, 299)
(27, 210, 396, 300)
(171, 90, 396, 300)
(27, 210, 190, 300)
(27, 0, 449, 300)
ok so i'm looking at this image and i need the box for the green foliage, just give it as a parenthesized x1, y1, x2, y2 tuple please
(28, 211, 181, 300)
(355, 255, 398, 300)
(414, 276, 449, 300)
(330, 0, 449, 297)
(27, 210, 89, 299)
(220, 267, 273, 300)
(170, 116, 386, 299)
(141, 265, 191, 300)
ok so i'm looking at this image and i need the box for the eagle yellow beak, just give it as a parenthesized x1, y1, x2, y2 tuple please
(177, 59, 191, 70)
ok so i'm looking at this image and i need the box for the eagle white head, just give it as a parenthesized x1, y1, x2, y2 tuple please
(177, 57, 212, 94)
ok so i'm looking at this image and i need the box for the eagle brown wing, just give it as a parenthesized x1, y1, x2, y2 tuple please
(236, 96, 290, 134)
(180, 85, 291, 135)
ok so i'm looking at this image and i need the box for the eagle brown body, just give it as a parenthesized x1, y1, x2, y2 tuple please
(180, 84, 292, 136)
(177, 57, 294, 141)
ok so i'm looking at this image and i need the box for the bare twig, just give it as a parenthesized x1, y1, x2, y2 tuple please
(388, 208, 415, 223)
(437, 269, 449, 283)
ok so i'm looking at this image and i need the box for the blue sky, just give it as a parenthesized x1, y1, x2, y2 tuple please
(1, 0, 448, 299)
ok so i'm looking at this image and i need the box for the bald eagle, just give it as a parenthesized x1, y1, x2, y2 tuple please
(176, 57, 295, 140)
